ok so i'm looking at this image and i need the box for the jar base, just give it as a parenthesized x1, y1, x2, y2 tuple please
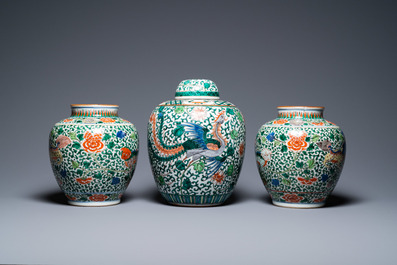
(272, 201, 325, 209)
(160, 192, 231, 206)
(68, 199, 120, 207)
(169, 202, 223, 207)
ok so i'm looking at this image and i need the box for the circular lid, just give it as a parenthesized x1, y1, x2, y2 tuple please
(175, 79, 219, 99)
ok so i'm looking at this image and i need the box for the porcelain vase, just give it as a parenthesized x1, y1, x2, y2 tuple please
(147, 79, 246, 206)
(255, 106, 345, 208)
(49, 104, 139, 206)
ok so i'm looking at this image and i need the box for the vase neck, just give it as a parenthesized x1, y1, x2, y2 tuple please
(70, 104, 119, 117)
(277, 106, 324, 119)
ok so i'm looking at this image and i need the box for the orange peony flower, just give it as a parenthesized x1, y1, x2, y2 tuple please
(120, 147, 132, 160)
(273, 119, 288, 125)
(287, 130, 308, 152)
(63, 118, 74, 122)
(239, 143, 245, 156)
(100, 117, 115, 123)
(89, 194, 108, 201)
(282, 193, 303, 203)
(312, 122, 324, 126)
(297, 177, 317, 185)
(82, 132, 104, 153)
(76, 177, 93, 184)
(212, 172, 225, 184)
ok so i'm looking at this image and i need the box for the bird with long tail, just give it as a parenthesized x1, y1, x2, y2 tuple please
(149, 109, 229, 178)
(180, 111, 228, 178)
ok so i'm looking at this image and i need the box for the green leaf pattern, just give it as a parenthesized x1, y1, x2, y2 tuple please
(255, 118, 345, 204)
(49, 118, 139, 203)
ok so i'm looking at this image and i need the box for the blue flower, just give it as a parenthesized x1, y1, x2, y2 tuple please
(158, 112, 164, 118)
(320, 174, 329, 182)
(271, 179, 280, 186)
(60, 170, 67, 178)
(266, 132, 275, 142)
(112, 177, 120, 185)
(117, 130, 126, 139)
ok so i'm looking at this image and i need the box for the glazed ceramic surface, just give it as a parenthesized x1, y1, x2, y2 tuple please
(148, 79, 246, 206)
(255, 106, 345, 208)
(49, 104, 138, 206)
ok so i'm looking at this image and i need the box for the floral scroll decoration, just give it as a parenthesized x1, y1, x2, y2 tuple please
(50, 129, 138, 186)
(286, 131, 308, 152)
(62, 117, 131, 124)
(150, 106, 245, 195)
(89, 194, 109, 202)
(282, 193, 303, 203)
(256, 129, 345, 188)
(82, 132, 104, 153)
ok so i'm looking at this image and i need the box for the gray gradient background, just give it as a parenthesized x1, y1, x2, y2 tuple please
(0, 0, 396, 264)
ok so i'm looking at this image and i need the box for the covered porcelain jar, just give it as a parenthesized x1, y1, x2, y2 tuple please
(147, 79, 246, 206)
(255, 106, 345, 208)
(49, 104, 139, 206)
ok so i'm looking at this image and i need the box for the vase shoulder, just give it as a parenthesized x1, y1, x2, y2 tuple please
(157, 99, 236, 108)
(263, 106, 341, 128)
(54, 116, 134, 126)
(262, 118, 340, 129)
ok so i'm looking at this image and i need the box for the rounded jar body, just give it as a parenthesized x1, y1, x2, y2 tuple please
(255, 106, 345, 208)
(49, 104, 139, 206)
(148, 79, 246, 206)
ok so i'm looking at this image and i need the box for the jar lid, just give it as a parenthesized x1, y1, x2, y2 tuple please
(175, 79, 219, 99)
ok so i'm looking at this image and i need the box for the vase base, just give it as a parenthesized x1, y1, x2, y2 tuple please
(169, 202, 223, 207)
(68, 199, 120, 207)
(272, 201, 325, 209)
(160, 192, 231, 206)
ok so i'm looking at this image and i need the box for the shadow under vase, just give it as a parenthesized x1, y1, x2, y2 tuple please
(32, 189, 135, 206)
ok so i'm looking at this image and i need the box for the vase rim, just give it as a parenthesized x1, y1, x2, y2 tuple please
(278, 106, 324, 110)
(71, 104, 119, 108)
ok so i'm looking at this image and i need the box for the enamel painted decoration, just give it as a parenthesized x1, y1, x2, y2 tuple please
(255, 106, 345, 208)
(148, 79, 246, 206)
(49, 104, 138, 206)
